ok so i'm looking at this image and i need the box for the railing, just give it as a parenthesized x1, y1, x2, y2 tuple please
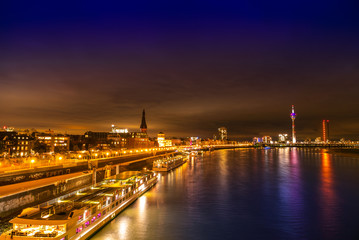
(0, 147, 177, 173)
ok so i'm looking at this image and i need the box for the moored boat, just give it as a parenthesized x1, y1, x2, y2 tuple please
(152, 155, 187, 172)
(0, 171, 158, 240)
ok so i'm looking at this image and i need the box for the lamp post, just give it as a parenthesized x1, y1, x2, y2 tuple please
(30, 159, 35, 168)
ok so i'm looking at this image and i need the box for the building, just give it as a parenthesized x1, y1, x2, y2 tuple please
(218, 127, 228, 141)
(84, 131, 110, 150)
(278, 134, 288, 143)
(140, 109, 147, 133)
(127, 132, 151, 148)
(262, 136, 272, 144)
(253, 137, 262, 144)
(2, 126, 15, 132)
(127, 109, 152, 149)
(0, 131, 16, 155)
(290, 105, 297, 143)
(111, 125, 128, 134)
(322, 120, 330, 143)
(12, 134, 35, 156)
(108, 133, 127, 149)
(0, 131, 35, 157)
(157, 132, 172, 147)
(36, 131, 70, 153)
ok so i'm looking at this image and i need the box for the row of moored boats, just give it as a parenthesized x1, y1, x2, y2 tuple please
(0, 154, 188, 240)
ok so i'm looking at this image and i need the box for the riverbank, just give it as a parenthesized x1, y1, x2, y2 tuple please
(328, 148, 359, 158)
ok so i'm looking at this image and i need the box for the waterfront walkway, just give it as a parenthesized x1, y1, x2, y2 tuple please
(0, 171, 88, 198)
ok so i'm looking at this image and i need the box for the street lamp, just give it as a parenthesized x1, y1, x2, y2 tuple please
(30, 159, 35, 168)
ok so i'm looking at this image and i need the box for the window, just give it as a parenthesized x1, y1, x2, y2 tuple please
(76, 226, 83, 234)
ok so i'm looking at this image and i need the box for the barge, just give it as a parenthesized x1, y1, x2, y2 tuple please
(152, 155, 187, 172)
(0, 171, 157, 240)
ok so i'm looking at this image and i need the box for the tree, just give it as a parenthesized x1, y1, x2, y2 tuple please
(33, 140, 47, 153)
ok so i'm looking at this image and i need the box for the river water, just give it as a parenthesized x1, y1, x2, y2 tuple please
(91, 148, 359, 240)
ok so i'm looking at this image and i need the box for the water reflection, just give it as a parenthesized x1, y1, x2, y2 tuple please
(320, 151, 338, 237)
(116, 216, 129, 240)
(91, 149, 359, 240)
(278, 148, 305, 238)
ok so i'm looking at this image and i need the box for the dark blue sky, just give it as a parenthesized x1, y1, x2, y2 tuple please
(1, 1, 359, 140)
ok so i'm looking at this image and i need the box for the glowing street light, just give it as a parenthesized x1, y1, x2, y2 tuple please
(30, 159, 35, 168)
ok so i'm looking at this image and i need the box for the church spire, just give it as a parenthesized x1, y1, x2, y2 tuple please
(140, 109, 147, 133)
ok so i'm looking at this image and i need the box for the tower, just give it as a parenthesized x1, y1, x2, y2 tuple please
(140, 109, 147, 133)
(290, 105, 297, 144)
(322, 120, 329, 143)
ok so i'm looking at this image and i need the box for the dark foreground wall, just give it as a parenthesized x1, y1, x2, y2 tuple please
(0, 164, 88, 187)
(0, 150, 174, 187)
(0, 151, 176, 219)
(0, 173, 92, 219)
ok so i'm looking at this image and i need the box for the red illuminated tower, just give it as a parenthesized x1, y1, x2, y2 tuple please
(322, 120, 329, 143)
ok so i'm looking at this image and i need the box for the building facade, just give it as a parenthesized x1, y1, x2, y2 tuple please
(36, 132, 70, 153)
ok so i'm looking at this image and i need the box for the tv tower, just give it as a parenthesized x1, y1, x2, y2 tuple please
(290, 105, 297, 144)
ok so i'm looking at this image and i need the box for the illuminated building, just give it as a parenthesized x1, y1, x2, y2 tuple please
(127, 132, 151, 148)
(111, 125, 128, 134)
(84, 131, 110, 149)
(290, 105, 297, 144)
(157, 132, 172, 147)
(253, 137, 262, 144)
(36, 132, 70, 152)
(0, 132, 34, 157)
(262, 136, 272, 144)
(2, 126, 14, 132)
(127, 109, 152, 148)
(108, 133, 126, 149)
(278, 134, 288, 143)
(218, 127, 228, 141)
(322, 120, 330, 143)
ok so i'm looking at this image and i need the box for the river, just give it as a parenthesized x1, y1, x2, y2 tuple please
(91, 148, 359, 240)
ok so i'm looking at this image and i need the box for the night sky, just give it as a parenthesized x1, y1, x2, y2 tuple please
(1, 1, 359, 140)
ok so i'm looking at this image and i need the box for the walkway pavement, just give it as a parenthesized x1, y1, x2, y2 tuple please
(0, 171, 90, 198)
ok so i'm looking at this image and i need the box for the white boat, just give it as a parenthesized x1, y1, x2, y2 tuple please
(0, 171, 158, 240)
(152, 155, 187, 172)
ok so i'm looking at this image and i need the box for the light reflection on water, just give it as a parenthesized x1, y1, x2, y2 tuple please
(91, 148, 359, 240)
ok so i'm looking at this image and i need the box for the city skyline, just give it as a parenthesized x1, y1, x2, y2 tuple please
(1, 1, 359, 140)
(0, 106, 356, 142)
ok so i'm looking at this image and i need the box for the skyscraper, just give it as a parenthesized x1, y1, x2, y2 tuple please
(290, 105, 297, 144)
(322, 120, 329, 143)
(140, 109, 147, 133)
